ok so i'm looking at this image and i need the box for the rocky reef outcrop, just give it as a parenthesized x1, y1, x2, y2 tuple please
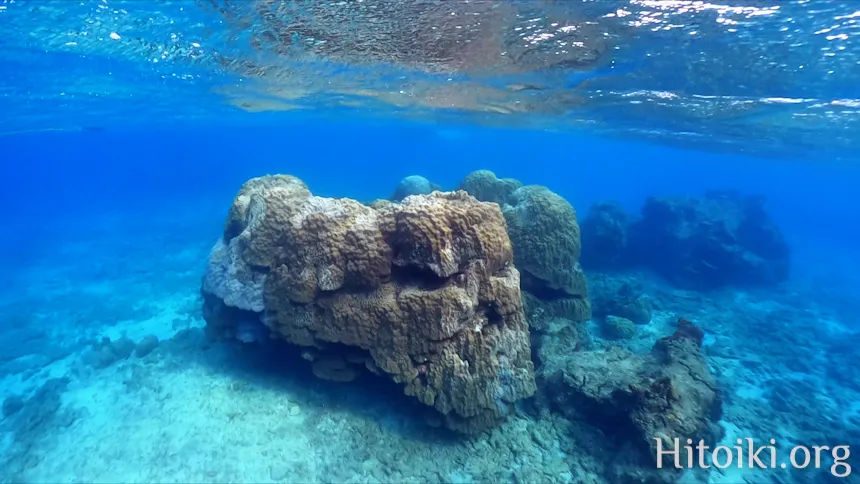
(540, 318, 723, 483)
(201, 174, 536, 434)
(581, 191, 790, 290)
(457, 170, 591, 324)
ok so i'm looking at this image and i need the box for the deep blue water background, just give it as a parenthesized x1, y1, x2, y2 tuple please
(3, 114, 860, 292)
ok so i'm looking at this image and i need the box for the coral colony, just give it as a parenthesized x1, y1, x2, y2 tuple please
(200, 171, 740, 481)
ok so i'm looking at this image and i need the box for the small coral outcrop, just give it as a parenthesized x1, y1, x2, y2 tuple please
(458, 171, 591, 323)
(391, 175, 441, 202)
(201, 174, 537, 433)
(580, 191, 791, 290)
(601, 315, 636, 340)
(590, 276, 653, 325)
(540, 318, 723, 482)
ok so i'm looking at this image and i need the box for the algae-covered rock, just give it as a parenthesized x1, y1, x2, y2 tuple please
(201, 175, 536, 433)
(135, 335, 160, 358)
(83, 336, 137, 369)
(602, 315, 636, 340)
(541, 318, 722, 482)
(590, 276, 653, 325)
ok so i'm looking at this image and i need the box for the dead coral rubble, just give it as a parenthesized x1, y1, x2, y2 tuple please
(201, 174, 536, 433)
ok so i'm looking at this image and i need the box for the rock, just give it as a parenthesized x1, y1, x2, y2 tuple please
(134, 335, 160, 358)
(590, 277, 653, 325)
(541, 318, 722, 482)
(602, 315, 636, 340)
(288, 405, 301, 417)
(270, 464, 290, 481)
(2, 394, 24, 417)
(112, 337, 136, 360)
(83, 336, 137, 369)
(201, 175, 536, 433)
(312, 356, 358, 383)
(391, 175, 440, 202)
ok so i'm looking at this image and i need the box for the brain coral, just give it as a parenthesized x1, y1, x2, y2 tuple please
(202, 175, 536, 433)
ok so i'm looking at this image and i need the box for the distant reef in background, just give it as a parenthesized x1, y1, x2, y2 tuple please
(580, 191, 790, 290)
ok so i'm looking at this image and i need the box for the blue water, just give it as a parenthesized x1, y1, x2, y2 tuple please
(2, 1, 860, 483)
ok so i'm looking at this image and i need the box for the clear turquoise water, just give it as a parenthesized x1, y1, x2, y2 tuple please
(1, 1, 858, 483)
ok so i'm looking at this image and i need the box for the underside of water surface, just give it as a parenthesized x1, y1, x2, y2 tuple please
(1, 0, 858, 160)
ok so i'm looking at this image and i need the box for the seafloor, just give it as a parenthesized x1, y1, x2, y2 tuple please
(0, 171, 858, 484)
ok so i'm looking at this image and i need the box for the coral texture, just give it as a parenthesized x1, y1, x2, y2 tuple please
(201, 175, 536, 433)
(458, 171, 591, 322)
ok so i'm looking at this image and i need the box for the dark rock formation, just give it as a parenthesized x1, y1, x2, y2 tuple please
(540, 318, 723, 483)
(201, 174, 536, 433)
(581, 191, 790, 290)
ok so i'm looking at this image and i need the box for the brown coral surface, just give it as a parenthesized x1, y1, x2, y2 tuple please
(202, 175, 536, 433)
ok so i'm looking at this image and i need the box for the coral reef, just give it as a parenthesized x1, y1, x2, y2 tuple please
(458, 170, 591, 323)
(201, 174, 536, 433)
(540, 318, 723, 483)
(580, 191, 790, 290)
(390, 175, 441, 202)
